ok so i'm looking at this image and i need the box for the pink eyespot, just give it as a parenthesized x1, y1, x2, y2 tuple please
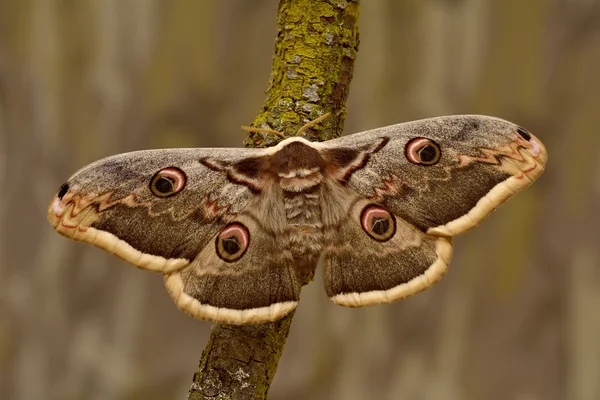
(150, 167, 186, 197)
(216, 223, 250, 262)
(405, 138, 441, 165)
(361, 205, 396, 242)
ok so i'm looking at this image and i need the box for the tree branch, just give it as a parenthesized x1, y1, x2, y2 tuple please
(188, 1, 359, 398)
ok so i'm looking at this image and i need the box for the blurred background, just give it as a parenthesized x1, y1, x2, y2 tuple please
(1, 1, 599, 399)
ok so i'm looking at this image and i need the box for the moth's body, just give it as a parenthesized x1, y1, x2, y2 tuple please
(242, 139, 359, 281)
(48, 115, 547, 324)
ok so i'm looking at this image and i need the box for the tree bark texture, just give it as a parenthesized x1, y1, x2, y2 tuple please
(188, 1, 360, 399)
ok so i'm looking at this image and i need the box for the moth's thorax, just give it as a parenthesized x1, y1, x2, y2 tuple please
(270, 141, 325, 192)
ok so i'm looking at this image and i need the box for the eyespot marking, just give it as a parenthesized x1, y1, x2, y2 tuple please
(216, 223, 250, 262)
(150, 167, 186, 197)
(360, 205, 396, 242)
(405, 138, 441, 165)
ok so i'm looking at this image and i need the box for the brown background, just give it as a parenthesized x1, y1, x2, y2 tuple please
(1, 1, 599, 399)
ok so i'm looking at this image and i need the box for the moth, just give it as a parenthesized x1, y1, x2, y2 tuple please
(48, 115, 547, 325)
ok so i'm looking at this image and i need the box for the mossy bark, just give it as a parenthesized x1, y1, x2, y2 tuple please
(188, 1, 360, 399)
(245, 0, 360, 147)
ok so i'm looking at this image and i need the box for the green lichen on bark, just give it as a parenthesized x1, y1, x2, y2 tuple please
(245, 0, 360, 147)
(189, 1, 360, 399)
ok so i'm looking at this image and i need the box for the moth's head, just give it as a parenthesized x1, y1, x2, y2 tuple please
(399, 115, 547, 175)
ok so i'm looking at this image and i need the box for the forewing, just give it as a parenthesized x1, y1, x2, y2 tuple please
(47, 147, 269, 272)
(321, 115, 547, 237)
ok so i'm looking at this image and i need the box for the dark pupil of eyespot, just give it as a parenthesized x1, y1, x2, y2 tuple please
(371, 217, 390, 235)
(517, 127, 531, 141)
(154, 177, 174, 193)
(418, 145, 437, 162)
(222, 237, 241, 255)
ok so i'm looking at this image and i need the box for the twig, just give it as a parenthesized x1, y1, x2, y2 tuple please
(188, 1, 359, 398)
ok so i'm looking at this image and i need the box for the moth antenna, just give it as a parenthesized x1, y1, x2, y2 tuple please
(240, 112, 330, 139)
(296, 112, 331, 136)
(240, 125, 285, 138)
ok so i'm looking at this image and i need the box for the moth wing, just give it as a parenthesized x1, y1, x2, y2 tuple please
(48, 147, 269, 273)
(320, 115, 547, 237)
(164, 187, 302, 324)
(321, 189, 452, 306)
